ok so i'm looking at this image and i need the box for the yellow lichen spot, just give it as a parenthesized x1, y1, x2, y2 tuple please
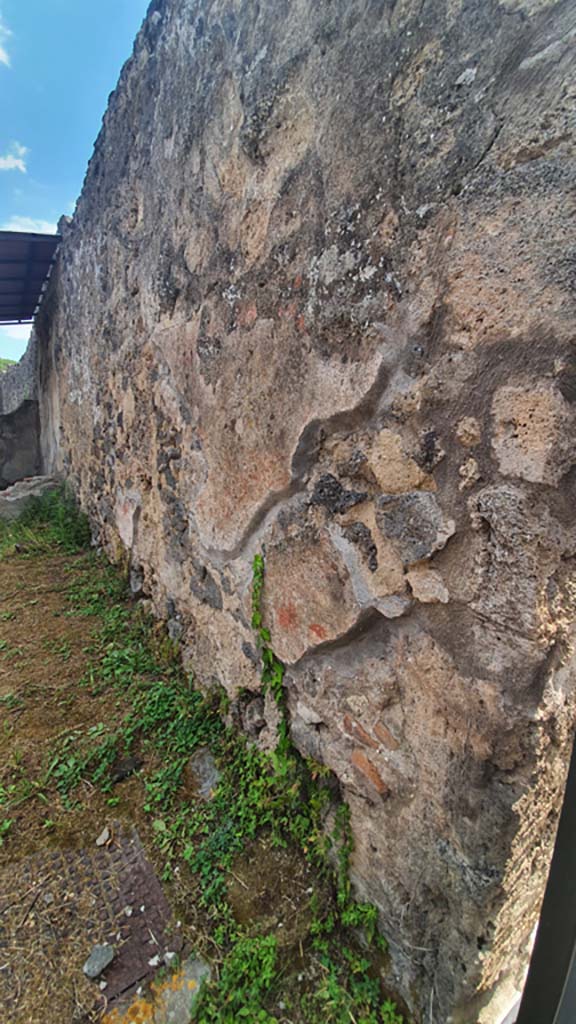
(187, 979, 197, 990)
(104, 996, 155, 1024)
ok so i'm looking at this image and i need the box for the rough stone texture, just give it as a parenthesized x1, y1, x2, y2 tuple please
(36, 1, 576, 1021)
(0, 333, 40, 488)
(491, 383, 576, 484)
(102, 956, 210, 1024)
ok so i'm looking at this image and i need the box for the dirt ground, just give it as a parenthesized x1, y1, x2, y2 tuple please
(0, 548, 341, 1024)
(0, 551, 157, 1022)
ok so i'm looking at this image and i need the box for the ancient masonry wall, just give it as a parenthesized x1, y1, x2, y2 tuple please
(0, 333, 40, 488)
(37, 1, 576, 1021)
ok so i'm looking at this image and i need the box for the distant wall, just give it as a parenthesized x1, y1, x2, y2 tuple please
(0, 334, 40, 488)
(0, 400, 40, 489)
(37, 1, 576, 1021)
(0, 332, 37, 417)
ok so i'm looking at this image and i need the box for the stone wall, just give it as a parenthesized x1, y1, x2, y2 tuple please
(37, 1, 576, 1020)
(0, 333, 40, 487)
(0, 401, 41, 489)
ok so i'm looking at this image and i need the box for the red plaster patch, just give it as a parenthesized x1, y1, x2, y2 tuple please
(278, 299, 298, 320)
(308, 622, 328, 640)
(351, 750, 390, 798)
(238, 302, 258, 328)
(277, 603, 299, 630)
(373, 720, 400, 750)
(343, 714, 379, 749)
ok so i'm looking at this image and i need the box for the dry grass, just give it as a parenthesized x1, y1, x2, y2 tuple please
(0, 551, 173, 1023)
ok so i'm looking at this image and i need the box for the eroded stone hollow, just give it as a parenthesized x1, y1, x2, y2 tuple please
(32, 0, 576, 1021)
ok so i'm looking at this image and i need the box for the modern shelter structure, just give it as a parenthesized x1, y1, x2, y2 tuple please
(0, 231, 61, 325)
(0, 230, 58, 486)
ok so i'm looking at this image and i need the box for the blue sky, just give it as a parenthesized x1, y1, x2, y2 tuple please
(0, 0, 149, 360)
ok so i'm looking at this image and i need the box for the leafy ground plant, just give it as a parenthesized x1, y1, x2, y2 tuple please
(0, 484, 91, 558)
(0, 487, 406, 1024)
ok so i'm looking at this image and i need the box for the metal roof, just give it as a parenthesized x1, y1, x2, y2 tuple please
(0, 230, 61, 324)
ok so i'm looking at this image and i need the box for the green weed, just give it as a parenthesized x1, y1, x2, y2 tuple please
(194, 935, 279, 1023)
(0, 485, 91, 559)
(1, 493, 404, 1023)
(0, 693, 23, 711)
(0, 818, 12, 846)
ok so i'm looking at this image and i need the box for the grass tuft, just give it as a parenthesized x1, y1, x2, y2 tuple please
(0, 489, 406, 1024)
(0, 485, 91, 557)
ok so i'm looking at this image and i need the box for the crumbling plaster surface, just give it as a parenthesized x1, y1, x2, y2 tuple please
(37, 1, 576, 1020)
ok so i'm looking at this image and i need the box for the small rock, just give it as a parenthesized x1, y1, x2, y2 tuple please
(456, 416, 481, 448)
(295, 701, 323, 726)
(239, 693, 266, 736)
(43, 892, 55, 906)
(375, 491, 455, 565)
(416, 204, 433, 220)
(83, 944, 115, 979)
(310, 473, 367, 514)
(95, 827, 110, 847)
(406, 566, 450, 604)
(124, 905, 133, 917)
(189, 747, 221, 801)
(99, 981, 108, 991)
(110, 756, 143, 785)
(363, 429, 430, 493)
(148, 955, 161, 967)
(129, 565, 145, 596)
(458, 457, 481, 492)
(167, 617, 183, 641)
(155, 957, 210, 1018)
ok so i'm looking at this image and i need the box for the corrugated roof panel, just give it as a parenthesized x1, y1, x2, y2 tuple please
(0, 231, 61, 324)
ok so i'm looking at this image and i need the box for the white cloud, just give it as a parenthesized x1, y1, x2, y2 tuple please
(0, 324, 31, 341)
(0, 142, 28, 173)
(1, 215, 57, 234)
(0, 15, 12, 68)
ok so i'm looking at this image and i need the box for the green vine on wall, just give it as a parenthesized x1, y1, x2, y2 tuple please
(251, 552, 385, 948)
(251, 553, 290, 753)
(2, 491, 404, 1022)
